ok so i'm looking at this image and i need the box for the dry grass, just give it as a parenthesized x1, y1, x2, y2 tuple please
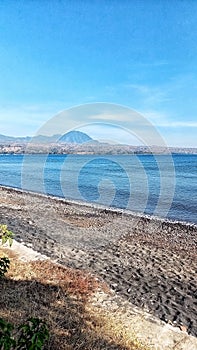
(0, 247, 147, 350)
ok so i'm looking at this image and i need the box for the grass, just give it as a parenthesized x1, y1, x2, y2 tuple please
(0, 247, 147, 350)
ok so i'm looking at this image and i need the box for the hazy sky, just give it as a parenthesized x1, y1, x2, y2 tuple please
(0, 0, 197, 147)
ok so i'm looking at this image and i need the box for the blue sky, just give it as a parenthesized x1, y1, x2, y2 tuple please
(0, 0, 197, 147)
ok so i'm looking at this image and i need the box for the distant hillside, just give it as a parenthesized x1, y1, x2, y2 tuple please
(0, 134, 61, 144)
(0, 131, 94, 144)
(59, 130, 93, 144)
(0, 132, 196, 155)
(0, 134, 30, 143)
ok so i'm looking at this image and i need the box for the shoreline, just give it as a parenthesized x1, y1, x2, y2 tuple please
(0, 184, 196, 337)
(1, 184, 197, 228)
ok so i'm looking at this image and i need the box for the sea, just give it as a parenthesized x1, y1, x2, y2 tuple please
(0, 153, 196, 225)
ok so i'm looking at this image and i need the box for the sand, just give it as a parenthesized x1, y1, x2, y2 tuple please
(0, 185, 196, 337)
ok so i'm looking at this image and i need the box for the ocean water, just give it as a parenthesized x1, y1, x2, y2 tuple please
(0, 153, 196, 224)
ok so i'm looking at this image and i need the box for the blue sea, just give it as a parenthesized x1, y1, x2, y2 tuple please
(0, 153, 196, 224)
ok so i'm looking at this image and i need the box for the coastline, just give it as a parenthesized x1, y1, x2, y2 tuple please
(0, 184, 196, 337)
(1, 183, 197, 228)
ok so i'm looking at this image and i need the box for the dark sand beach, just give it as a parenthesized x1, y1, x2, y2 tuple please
(0, 185, 196, 337)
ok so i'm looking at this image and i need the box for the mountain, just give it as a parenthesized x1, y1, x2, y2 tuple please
(0, 133, 197, 154)
(0, 134, 61, 144)
(33, 134, 61, 143)
(59, 130, 93, 144)
(0, 134, 31, 143)
(0, 131, 93, 144)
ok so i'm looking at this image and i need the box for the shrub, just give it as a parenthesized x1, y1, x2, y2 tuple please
(0, 225, 14, 247)
(0, 318, 16, 350)
(16, 318, 49, 350)
(0, 318, 49, 350)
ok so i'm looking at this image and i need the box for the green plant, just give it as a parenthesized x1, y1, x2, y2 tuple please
(16, 318, 49, 350)
(0, 224, 13, 278)
(0, 257, 10, 278)
(0, 318, 49, 350)
(0, 225, 14, 247)
(0, 318, 16, 350)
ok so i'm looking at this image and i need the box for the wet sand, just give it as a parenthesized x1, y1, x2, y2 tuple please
(0, 185, 196, 337)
